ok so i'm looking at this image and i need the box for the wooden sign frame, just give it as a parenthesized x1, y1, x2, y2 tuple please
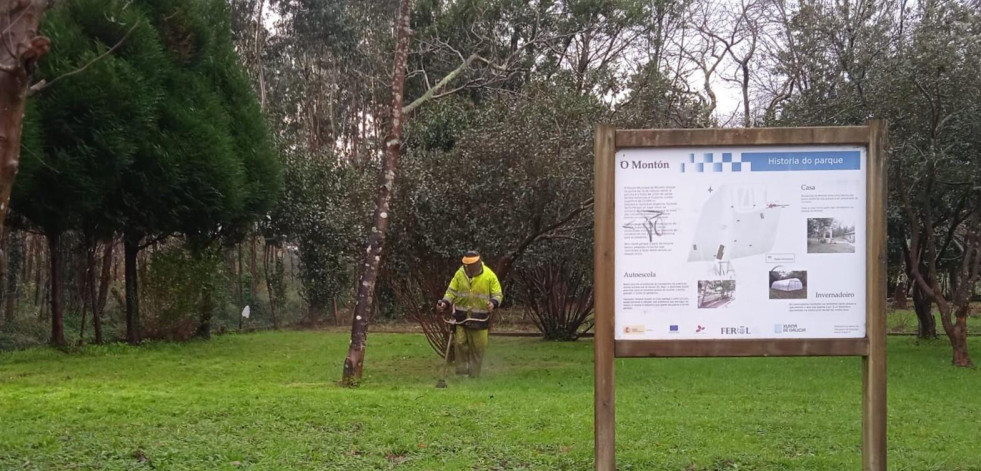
(593, 121, 887, 470)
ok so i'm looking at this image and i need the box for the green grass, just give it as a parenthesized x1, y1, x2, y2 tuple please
(768, 287, 808, 300)
(1, 332, 979, 470)
(806, 238, 856, 253)
(887, 308, 981, 334)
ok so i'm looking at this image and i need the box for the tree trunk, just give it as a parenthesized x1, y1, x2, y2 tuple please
(0, 227, 8, 324)
(742, 64, 751, 127)
(196, 278, 213, 340)
(36, 241, 47, 320)
(341, 0, 412, 387)
(48, 232, 64, 346)
(93, 240, 111, 344)
(254, 0, 266, 110)
(892, 280, 908, 309)
(948, 306, 973, 367)
(238, 242, 245, 330)
(85, 243, 98, 344)
(78, 245, 89, 343)
(912, 282, 936, 339)
(22, 234, 31, 293)
(0, 1, 49, 238)
(38, 277, 47, 320)
(3, 267, 17, 323)
(250, 231, 258, 308)
(124, 237, 140, 345)
(33, 237, 42, 308)
(237, 242, 244, 305)
(3, 230, 21, 323)
(263, 243, 278, 329)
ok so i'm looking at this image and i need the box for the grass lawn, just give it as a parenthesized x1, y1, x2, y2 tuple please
(1, 332, 980, 470)
(768, 288, 807, 300)
(887, 308, 981, 334)
(806, 238, 856, 254)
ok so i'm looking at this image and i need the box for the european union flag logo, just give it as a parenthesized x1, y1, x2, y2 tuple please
(669, 325, 679, 332)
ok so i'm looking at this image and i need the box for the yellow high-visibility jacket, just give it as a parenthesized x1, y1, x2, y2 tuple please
(441, 265, 503, 318)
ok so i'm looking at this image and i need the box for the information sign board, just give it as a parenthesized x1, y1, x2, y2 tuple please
(592, 124, 888, 471)
(614, 146, 867, 340)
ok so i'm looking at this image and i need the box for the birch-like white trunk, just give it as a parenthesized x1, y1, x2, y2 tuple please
(342, 0, 413, 386)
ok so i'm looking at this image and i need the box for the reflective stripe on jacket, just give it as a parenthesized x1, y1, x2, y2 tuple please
(441, 265, 503, 314)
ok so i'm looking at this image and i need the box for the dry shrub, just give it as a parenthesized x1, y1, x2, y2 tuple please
(516, 262, 594, 341)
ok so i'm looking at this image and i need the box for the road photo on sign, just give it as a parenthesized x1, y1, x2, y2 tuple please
(696, 280, 735, 308)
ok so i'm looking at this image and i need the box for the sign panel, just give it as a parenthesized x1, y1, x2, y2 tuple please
(614, 145, 867, 340)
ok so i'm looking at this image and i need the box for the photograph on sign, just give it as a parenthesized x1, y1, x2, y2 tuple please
(614, 146, 867, 340)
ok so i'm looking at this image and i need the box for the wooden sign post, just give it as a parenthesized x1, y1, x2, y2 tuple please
(593, 122, 887, 470)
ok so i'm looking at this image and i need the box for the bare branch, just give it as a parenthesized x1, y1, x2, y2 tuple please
(402, 53, 477, 114)
(402, 23, 579, 115)
(405, 69, 431, 89)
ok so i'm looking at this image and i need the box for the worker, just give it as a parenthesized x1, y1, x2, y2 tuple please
(436, 250, 503, 377)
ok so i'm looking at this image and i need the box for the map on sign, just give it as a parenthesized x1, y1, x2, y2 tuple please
(614, 146, 867, 340)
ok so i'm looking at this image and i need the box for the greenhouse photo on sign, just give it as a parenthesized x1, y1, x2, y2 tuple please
(769, 269, 808, 299)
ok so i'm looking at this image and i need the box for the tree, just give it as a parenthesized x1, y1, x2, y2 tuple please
(684, 0, 764, 126)
(14, 0, 161, 346)
(890, 1, 981, 367)
(615, 60, 711, 128)
(768, 0, 981, 365)
(341, 0, 413, 387)
(257, 0, 391, 163)
(0, 0, 49, 238)
(385, 69, 706, 347)
(268, 151, 368, 321)
(370, 1, 709, 350)
(758, 0, 897, 126)
(340, 0, 577, 385)
(125, 0, 278, 342)
(235, 0, 396, 333)
(389, 84, 605, 279)
(14, 0, 280, 344)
